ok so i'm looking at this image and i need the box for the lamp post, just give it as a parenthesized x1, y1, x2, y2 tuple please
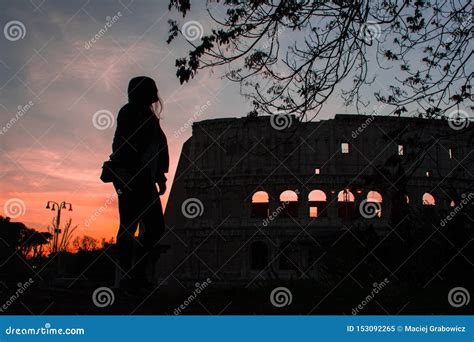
(45, 200, 72, 254)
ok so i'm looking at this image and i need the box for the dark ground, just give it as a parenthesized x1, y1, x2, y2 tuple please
(2, 209, 472, 315)
(2, 279, 471, 315)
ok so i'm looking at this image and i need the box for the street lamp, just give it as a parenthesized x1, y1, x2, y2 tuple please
(45, 200, 73, 253)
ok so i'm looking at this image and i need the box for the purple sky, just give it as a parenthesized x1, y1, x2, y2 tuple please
(2, 0, 468, 240)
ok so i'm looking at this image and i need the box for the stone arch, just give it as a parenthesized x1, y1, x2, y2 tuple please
(279, 190, 299, 217)
(251, 191, 269, 218)
(366, 190, 383, 218)
(308, 189, 327, 218)
(422, 192, 436, 206)
(338, 189, 355, 218)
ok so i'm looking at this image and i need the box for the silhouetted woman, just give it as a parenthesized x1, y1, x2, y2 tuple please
(110, 76, 169, 293)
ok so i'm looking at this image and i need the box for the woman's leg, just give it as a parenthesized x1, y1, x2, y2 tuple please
(132, 184, 165, 284)
(114, 182, 142, 287)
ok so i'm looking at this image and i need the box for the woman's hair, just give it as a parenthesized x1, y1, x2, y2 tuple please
(128, 76, 163, 117)
(152, 95, 164, 118)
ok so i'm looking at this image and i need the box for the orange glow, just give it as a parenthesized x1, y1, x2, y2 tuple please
(252, 191, 269, 203)
(0, 158, 174, 243)
(367, 191, 383, 203)
(338, 190, 355, 202)
(422, 193, 436, 206)
(308, 190, 327, 202)
(280, 190, 298, 202)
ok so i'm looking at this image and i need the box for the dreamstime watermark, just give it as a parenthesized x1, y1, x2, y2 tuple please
(447, 109, 470, 130)
(440, 192, 473, 227)
(4, 20, 26, 41)
(351, 103, 386, 139)
(270, 287, 292, 307)
(92, 287, 115, 308)
(181, 198, 204, 219)
(352, 278, 390, 315)
(0, 101, 34, 135)
(174, 100, 211, 138)
(84, 11, 122, 50)
(182, 20, 203, 41)
(84, 191, 120, 227)
(448, 287, 470, 308)
(5, 323, 85, 336)
(262, 189, 300, 227)
(174, 278, 212, 315)
(352, 115, 375, 139)
(0, 278, 34, 313)
(445, 14, 472, 45)
(359, 199, 381, 219)
(360, 21, 381, 43)
(92, 109, 115, 130)
(3, 198, 26, 218)
(262, 26, 286, 49)
(270, 113, 293, 131)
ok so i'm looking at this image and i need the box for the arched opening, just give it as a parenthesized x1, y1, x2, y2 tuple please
(422, 193, 436, 206)
(279, 190, 299, 217)
(338, 189, 355, 219)
(251, 191, 269, 218)
(250, 241, 268, 270)
(450, 200, 456, 208)
(308, 190, 327, 218)
(405, 195, 410, 204)
(367, 191, 383, 218)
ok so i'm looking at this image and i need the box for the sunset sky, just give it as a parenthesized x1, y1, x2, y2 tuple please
(1, 1, 385, 241)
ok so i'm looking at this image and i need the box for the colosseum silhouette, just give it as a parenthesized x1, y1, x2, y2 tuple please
(155, 114, 473, 286)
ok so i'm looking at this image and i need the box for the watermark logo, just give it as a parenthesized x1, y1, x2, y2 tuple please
(448, 287, 470, 308)
(262, 189, 300, 226)
(4, 20, 26, 41)
(92, 109, 114, 130)
(174, 100, 211, 138)
(445, 14, 471, 45)
(352, 115, 375, 139)
(0, 101, 34, 136)
(84, 12, 122, 50)
(174, 278, 212, 315)
(182, 21, 203, 42)
(92, 287, 115, 307)
(262, 26, 286, 49)
(352, 278, 390, 315)
(0, 278, 34, 313)
(181, 198, 204, 219)
(351, 103, 386, 139)
(270, 287, 292, 307)
(440, 192, 473, 227)
(84, 192, 120, 227)
(447, 109, 470, 130)
(5, 322, 85, 335)
(270, 114, 293, 131)
(359, 199, 381, 219)
(360, 21, 381, 43)
(3, 198, 26, 218)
